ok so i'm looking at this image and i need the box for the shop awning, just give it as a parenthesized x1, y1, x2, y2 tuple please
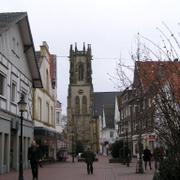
(34, 127, 62, 140)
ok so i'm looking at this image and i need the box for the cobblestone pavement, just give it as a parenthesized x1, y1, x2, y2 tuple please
(0, 156, 154, 180)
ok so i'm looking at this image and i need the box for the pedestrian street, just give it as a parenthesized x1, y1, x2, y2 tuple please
(1, 155, 154, 180)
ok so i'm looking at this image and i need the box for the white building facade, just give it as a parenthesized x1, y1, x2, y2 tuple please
(55, 100, 63, 133)
(100, 107, 116, 156)
(33, 41, 58, 160)
(0, 12, 42, 174)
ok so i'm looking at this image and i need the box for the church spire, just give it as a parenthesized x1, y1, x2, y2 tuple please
(87, 44, 91, 56)
(69, 44, 73, 57)
(83, 42, 86, 52)
(75, 42, 77, 53)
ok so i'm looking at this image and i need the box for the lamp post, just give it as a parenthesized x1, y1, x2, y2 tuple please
(18, 94, 27, 180)
(137, 127, 144, 173)
(126, 127, 130, 167)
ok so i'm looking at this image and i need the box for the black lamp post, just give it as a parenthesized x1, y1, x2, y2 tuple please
(126, 128, 130, 167)
(18, 94, 27, 180)
(137, 128, 144, 173)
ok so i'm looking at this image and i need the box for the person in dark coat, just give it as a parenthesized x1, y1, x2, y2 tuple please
(28, 140, 40, 180)
(84, 147, 95, 175)
(153, 146, 165, 169)
(143, 146, 152, 170)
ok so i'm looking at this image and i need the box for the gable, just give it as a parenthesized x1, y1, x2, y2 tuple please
(0, 12, 42, 88)
(134, 61, 180, 92)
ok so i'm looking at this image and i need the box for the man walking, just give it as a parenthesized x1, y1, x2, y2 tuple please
(28, 140, 40, 180)
(84, 147, 95, 175)
(143, 146, 152, 170)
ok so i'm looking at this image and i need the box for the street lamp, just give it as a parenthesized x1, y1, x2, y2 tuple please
(125, 127, 130, 167)
(18, 94, 27, 180)
(137, 126, 144, 173)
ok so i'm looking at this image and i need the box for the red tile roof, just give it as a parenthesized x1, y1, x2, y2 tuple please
(135, 61, 180, 101)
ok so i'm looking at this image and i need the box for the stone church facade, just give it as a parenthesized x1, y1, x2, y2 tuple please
(67, 43, 94, 153)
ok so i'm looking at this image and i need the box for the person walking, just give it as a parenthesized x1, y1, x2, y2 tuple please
(28, 140, 40, 180)
(143, 146, 152, 170)
(84, 147, 95, 175)
(154, 146, 165, 170)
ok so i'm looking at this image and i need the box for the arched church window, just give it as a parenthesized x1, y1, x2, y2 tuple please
(82, 96, 87, 114)
(75, 96, 80, 114)
(78, 63, 84, 81)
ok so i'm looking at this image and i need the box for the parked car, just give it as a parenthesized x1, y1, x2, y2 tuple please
(76, 152, 98, 162)
(77, 152, 85, 162)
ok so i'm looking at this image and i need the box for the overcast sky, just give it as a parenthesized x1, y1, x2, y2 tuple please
(1, 0, 180, 114)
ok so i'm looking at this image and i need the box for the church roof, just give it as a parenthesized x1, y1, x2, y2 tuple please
(93, 91, 121, 116)
(103, 104, 115, 129)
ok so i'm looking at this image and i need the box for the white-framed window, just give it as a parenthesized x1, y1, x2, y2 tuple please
(46, 102, 49, 123)
(11, 81, 16, 102)
(38, 97, 42, 121)
(51, 106, 53, 125)
(0, 73, 6, 96)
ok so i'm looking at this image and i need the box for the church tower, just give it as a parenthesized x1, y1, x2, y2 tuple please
(67, 43, 94, 153)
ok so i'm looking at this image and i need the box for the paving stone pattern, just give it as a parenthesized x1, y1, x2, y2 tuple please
(0, 156, 154, 180)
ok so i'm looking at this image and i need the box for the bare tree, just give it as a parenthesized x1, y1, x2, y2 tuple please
(113, 23, 180, 159)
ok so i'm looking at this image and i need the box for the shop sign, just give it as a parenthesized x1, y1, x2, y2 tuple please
(148, 135, 156, 141)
